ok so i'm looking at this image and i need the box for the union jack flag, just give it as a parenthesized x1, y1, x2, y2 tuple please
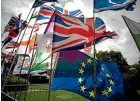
(95, 31, 118, 44)
(45, 13, 119, 52)
(2, 14, 27, 47)
(52, 4, 84, 17)
(4, 14, 27, 33)
(36, 4, 84, 24)
(46, 12, 94, 52)
(4, 16, 18, 32)
(36, 5, 55, 24)
(95, 17, 118, 43)
(95, 17, 107, 38)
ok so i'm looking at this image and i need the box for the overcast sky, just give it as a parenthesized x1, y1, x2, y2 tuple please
(1, 0, 140, 65)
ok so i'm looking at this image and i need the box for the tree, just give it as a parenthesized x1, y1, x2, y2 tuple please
(96, 50, 129, 73)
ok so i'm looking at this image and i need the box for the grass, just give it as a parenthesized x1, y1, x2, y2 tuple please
(9, 84, 89, 101)
(28, 84, 48, 90)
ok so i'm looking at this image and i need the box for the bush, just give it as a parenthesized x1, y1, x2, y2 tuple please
(6, 75, 27, 84)
(3, 75, 28, 92)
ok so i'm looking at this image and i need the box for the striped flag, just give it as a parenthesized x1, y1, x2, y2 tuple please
(122, 15, 140, 51)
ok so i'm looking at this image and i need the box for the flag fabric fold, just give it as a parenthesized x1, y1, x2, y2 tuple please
(46, 12, 94, 52)
(45, 12, 118, 52)
(95, 31, 118, 44)
(94, 0, 137, 13)
(51, 50, 124, 101)
(36, 4, 84, 24)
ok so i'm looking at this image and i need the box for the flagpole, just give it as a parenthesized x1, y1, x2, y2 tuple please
(1, 14, 29, 77)
(13, 6, 45, 100)
(45, 52, 59, 101)
(20, 33, 37, 101)
(1, 7, 35, 91)
(47, 2, 57, 101)
(93, 0, 97, 101)
(122, 15, 140, 52)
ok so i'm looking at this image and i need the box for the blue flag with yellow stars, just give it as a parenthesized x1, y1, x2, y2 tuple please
(51, 50, 124, 101)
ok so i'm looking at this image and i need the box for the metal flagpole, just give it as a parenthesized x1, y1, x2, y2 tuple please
(47, 2, 56, 101)
(23, 33, 38, 101)
(13, 5, 45, 100)
(47, 45, 54, 101)
(45, 52, 59, 101)
(1, 14, 24, 67)
(93, 0, 97, 101)
(1, 7, 35, 91)
(1, 15, 28, 78)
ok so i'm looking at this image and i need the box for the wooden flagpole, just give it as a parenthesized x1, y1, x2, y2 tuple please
(45, 52, 59, 101)
(47, 52, 54, 101)
(93, 0, 97, 100)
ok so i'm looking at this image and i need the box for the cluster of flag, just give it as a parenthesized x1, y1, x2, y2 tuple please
(2, 14, 27, 47)
(1, 0, 139, 100)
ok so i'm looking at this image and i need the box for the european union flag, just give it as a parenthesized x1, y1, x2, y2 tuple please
(94, 0, 137, 13)
(51, 50, 124, 101)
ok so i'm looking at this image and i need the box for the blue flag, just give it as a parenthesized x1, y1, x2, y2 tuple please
(94, 0, 137, 12)
(51, 50, 124, 101)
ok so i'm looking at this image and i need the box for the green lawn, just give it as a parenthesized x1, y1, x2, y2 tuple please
(9, 84, 89, 101)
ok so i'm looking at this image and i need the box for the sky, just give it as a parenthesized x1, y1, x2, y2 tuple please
(1, 0, 140, 65)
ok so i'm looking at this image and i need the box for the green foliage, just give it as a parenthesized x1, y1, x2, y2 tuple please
(96, 50, 129, 73)
(130, 63, 140, 69)
(5, 75, 27, 85)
